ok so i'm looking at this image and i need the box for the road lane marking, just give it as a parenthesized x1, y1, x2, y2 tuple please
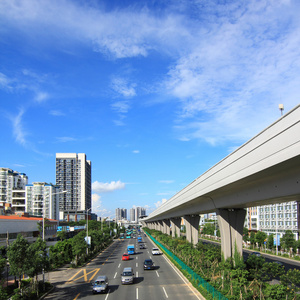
(73, 293, 80, 300)
(105, 289, 110, 300)
(136, 263, 138, 267)
(136, 287, 139, 299)
(162, 254, 203, 300)
(136, 271, 138, 278)
(156, 270, 160, 277)
(162, 287, 168, 298)
(114, 272, 117, 279)
(65, 268, 100, 284)
(118, 263, 121, 268)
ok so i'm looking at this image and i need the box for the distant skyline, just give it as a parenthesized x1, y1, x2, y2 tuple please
(1, 0, 300, 218)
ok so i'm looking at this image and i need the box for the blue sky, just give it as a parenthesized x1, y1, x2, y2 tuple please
(1, 0, 300, 219)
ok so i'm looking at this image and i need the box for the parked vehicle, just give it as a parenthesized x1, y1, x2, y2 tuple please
(91, 275, 109, 294)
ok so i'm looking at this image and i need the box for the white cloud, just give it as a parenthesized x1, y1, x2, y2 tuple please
(34, 91, 49, 103)
(154, 198, 167, 208)
(111, 101, 130, 114)
(92, 180, 126, 193)
(92, 193, 101, 204)
(49, 110, 65, 116)
(1, 0, 300, 147)
(10, 108, 28, 146)
(159, 180, 174, 184)
(132, 150, 140, 154)
(0, 72, 13, 90)
(56, 137, 77, 143)
(111, 77, 136, 98)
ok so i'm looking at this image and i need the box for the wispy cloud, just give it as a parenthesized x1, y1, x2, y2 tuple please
(159, 180, 174, 184)
(0, 72, 13, 90)
(111, 77, 136, 98)
(10, 108, 28, 146)
(34, 91, 49, 103)
(92, 180, 126, 193)
(1, 0, 300, 147)
(111, 101, 130, 114)
(56, 137, 77, 143)
(132, 150, 140, 154)
(49, 110, 65, 116)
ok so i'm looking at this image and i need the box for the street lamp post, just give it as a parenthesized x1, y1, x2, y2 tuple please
(86, 208, 92, 255)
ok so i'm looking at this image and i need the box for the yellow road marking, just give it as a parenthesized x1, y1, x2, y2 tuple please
(73, 293, 80, 299)
(65, 268, 101, 284)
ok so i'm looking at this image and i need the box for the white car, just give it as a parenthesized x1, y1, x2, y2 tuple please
(152, 248, 160, 255)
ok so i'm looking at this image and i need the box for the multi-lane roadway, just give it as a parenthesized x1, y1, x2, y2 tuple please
(44, 232, 204, 299)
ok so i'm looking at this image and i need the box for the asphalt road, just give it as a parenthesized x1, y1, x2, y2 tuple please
(44, 233, 204, 300)
(201, 238, 300, 271)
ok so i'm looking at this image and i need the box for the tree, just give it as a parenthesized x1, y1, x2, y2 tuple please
(72, 231, 86, 266)
(7, 234, 29, 289)
(260, 262, 285, 282)
(280, 269, 300, 297)
(246, 254, 265, 280)
(250, 231, 256, 248)
(280, 230, 295, 251)
(266, 234, 274, 250)
(27, 238, 49, 279)
(202, 223, 215, 236)
(0, 256, 6, 281)
(255, 231, 267, 249)
(243, 227, 249, 243)
(57, 230, 67, 241)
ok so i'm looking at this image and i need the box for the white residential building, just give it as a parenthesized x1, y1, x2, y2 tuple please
(26, 182, 60, 220)
(0, 167, 28, 214)
(247, 201, 299, 240)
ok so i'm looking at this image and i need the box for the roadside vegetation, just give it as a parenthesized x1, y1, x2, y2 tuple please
(201, 221, 300, 260)
(0, 220, 117, 299)
(144, 227, 300, 300)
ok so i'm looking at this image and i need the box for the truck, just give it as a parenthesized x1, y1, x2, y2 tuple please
(127, 244, 135, 255)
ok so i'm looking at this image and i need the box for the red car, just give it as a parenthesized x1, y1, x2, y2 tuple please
(122, 253, 130, 261)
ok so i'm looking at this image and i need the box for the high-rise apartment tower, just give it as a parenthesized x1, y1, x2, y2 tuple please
(56, 153, 91, 221)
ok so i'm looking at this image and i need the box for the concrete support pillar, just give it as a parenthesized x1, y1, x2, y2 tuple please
(170, 218, 181, 238)
(184, 215, 200, 246)
(162, 219, 171, 235)
(216, 208, 246, 261)
(156, 220, 163, 232)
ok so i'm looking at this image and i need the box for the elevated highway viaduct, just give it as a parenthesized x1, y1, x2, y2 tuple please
(143, 104, 300, 260)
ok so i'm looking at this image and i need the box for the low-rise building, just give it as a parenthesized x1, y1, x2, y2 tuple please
(0, 214, 59, 247)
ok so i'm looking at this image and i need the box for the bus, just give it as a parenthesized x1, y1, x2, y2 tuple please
(137, 237, 142, 243)
(127, 244, 135, 255)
